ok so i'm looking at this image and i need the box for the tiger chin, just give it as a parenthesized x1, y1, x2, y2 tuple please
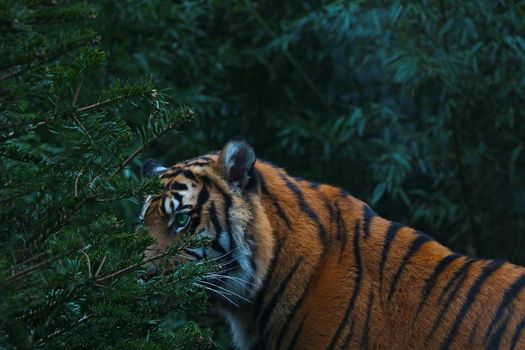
(140, 140, 525, 350)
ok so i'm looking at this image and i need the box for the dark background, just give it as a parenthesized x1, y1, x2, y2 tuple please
(99, 0, 525, 265)
(2, 1, 525, 348)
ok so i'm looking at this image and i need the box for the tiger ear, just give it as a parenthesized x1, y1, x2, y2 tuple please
(142, 159, 167, 177)
(218, 140, 256, 189)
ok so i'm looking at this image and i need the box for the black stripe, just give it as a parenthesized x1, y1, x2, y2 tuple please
(182, 169, 196, 180)
(189, 215, 201, 232)
(257, 259, 302, 328)
(186, 161, 211, 167)
(189, 183, 210, 232)
(172, 192, 183, 209)
(274, 283, 310, 350)
(288, 315, 307, 350)
(362, 204, 376, 238)
(414, 253, 462, 321)
(388, 233, 432, 302)
(184, 248, 203, 260)
(426, 258, 476, 342)
(488, 315, 511, 350)
(378, 222, 403, 292)
(160, 170, 181, 178)
(320, 193, 336, 223)
(327, 221, 363, 350)
(189, 156, 212, 162)
(467, 319, 480, 345)
(335, 203, 347, 259)
(341, 316, 357, 348)
(249, 251, 257, 279)
(245, 166, 260, 193)
(486, 273, 525, 343)
(439, 258, 476, 303)
(170, 182, 188, 191)
(510, 316, 525, 350)
(360, 290, 374, 349)
(259, 171, 291, 228)
(254, 238, 282, 321)
(160, 194, 169, 217)
(281, 174, 327, 249)
(196, 184, 210, 208)
(213, 183, 236, 260)
(440, 260, 505, 350)
(340, 189, 350, 196)
(209, 202, 227, 255)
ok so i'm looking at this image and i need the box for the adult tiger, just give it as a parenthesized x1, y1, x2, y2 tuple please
(140, 140, 525, 350)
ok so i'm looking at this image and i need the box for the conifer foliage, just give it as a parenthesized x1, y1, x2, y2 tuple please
(0, 2, 214, 348)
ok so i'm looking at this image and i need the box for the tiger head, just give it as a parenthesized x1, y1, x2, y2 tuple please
(139, 141, 274, 305)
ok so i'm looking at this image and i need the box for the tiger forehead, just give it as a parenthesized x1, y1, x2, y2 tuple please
(161, 154, 218, 178)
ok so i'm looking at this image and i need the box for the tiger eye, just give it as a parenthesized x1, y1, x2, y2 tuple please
(174, 212, 190, 228)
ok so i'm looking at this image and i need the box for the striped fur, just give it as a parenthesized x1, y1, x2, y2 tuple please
(141, 141, 525, 350)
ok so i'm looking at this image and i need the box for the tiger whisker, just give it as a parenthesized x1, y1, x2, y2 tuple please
(207, 273, 257, 289)
(194, 282, 240, 307)
(205, 274, 254, 292)
(206, 247, 241, 262)
(175, 247, 241, 266)
(199, 280, 252, 304)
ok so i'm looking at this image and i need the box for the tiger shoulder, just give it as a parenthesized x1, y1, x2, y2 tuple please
(141, 140, 525, 350)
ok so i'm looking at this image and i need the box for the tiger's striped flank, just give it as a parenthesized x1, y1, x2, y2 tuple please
(141, 141, 525, 350)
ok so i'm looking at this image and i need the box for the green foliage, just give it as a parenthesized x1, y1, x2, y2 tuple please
(98, 0, 525, 264)
(0, 1, 214, 349)
(2, 0, 525, 348)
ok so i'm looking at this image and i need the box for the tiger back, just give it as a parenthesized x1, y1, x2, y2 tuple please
(141, 140, 525, 350)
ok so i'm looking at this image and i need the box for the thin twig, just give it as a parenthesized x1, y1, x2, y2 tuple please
(72, 78, 84, 105)
(95, 250, 169, 283)
(72, 114, 97, 147)
(13, 250, 51, 268)
(43, 315, 90, 341)
(94, 253, 107, 277)
(78, 96, 128, 113)
(108, 144, 145, 179)
(74, 168, 84, 197)
(78, 249, 92, 278)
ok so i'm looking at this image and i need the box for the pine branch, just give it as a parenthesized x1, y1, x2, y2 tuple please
(110, 108, 195, 179)
(0, 188, 43, 204)
(0, 34, 99, 80)
(29, 195, 96, 246)
(94, 251, 169, 283)
(43, 315, 91, 342)
(2, 244, 89, 286)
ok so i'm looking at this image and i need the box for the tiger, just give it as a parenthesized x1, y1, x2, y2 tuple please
(140, 140, 525, 350)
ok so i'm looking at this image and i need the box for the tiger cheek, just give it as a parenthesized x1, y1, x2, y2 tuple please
(146, 216, 172, 252)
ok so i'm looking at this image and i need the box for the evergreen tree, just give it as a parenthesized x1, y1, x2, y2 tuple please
(0, 2, 214, 348)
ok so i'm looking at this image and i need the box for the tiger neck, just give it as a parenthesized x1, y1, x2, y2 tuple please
(240, 168, 454, 349)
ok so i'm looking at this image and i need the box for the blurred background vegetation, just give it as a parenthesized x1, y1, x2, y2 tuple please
(1, 0, 524, 348)
(99, 0, 525, 264)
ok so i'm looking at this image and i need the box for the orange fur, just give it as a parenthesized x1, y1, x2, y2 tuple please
(142, 142, 525, 350)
